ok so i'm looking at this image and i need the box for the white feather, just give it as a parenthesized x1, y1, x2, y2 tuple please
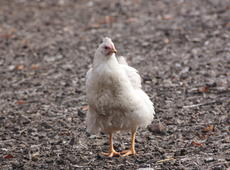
(86, 38, 155, 134)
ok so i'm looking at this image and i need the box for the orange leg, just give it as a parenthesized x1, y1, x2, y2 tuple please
(101, 133, 120, 157)
(121, 130, 137, 157)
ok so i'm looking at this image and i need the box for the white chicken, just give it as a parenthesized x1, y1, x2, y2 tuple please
(86, 37, 155, 157)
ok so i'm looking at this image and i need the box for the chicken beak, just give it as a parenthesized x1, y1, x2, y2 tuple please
(111, 48, 117, 53)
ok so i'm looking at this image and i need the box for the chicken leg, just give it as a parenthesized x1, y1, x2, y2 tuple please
(101, 133, 120, 157)
(121, 130, 137, 157)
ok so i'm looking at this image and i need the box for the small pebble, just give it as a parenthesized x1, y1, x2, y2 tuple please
(148, 135, 155, 140)
(148, 122, 167, 135)
(69, 137, 75, 145)
(204, 157, 215, 163)
(89, 135, 97, 139)
(212, 165, 224, 170)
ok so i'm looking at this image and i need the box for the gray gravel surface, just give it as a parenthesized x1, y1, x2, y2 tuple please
(0, 0, 230, 169)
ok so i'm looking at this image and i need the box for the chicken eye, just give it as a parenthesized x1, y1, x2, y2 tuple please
(104, 46, 110, 50)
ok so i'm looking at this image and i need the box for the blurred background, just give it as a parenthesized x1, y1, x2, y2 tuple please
(0, 0, 229, 169)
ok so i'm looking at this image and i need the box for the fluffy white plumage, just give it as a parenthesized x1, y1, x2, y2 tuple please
(86, 37, 155, 135)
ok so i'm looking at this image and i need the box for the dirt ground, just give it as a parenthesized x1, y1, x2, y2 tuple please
(0, 0, 230, 169)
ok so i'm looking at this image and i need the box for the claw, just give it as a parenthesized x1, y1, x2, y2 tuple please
(121, 149, 136, 157)
(121, 130, 137, 157)
(102, 133, 120, 157)
(101, 150, 120, 157)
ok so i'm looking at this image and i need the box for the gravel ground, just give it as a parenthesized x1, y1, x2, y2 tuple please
(0, 0, 230, 169)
